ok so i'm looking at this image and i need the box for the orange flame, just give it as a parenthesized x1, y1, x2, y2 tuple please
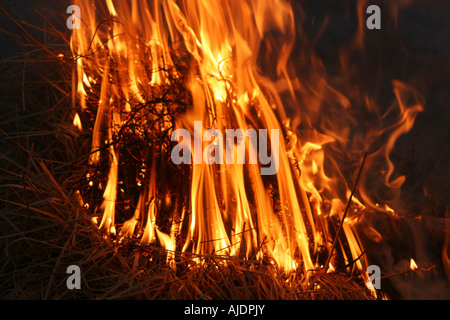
(71, 0, 423, 278)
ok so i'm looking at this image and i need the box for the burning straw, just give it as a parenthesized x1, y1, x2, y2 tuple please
(1, 0, 434, 300)
(0, 2, 375, 300)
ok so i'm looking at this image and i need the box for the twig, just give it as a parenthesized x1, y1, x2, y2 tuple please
(379, 265, 436, 280)
(324, 151, 367, 270)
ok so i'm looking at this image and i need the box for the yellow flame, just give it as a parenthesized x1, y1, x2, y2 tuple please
(410, 258, 418, 271)
(73, 112, 82, 131)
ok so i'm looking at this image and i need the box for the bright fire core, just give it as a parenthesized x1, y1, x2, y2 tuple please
(71, 0, 423, 282)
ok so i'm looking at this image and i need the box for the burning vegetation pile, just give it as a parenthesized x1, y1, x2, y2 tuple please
(1, 0, 447, 300)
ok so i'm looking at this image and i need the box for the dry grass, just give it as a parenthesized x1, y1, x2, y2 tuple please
(0, 147, 374, 300)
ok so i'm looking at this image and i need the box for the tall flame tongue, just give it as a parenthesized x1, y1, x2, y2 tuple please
(71, 0, 422, 278)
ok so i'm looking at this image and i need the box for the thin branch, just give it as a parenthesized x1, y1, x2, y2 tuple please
(325, 151, 368, 270)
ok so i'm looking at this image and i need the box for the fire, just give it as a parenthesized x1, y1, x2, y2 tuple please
(73, 112, 82, 131)
(70, 0, 423, 282)
(410, 258, 418, 271)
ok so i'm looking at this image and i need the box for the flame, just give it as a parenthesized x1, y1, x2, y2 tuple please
(73, 112, 82, 131)
(70, 0, 423, 280)
(410, 258, 418, 271)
